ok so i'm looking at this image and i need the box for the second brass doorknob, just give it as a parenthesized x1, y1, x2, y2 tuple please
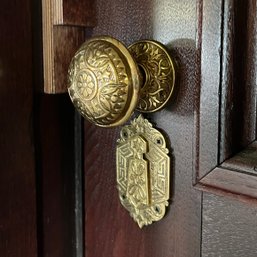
(68, 36, 175, 127)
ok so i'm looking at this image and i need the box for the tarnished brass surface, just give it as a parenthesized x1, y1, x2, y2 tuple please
(68, 36, 140, 127)
(129, 41, 175, 112)
(116, 115, 170, 228)
(68, 36, 176, 127)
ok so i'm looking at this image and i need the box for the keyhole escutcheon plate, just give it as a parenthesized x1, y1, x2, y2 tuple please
(116, 115, 170, 228)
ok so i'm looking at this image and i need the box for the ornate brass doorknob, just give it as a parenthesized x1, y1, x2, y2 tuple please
(68, 36, 175, 127)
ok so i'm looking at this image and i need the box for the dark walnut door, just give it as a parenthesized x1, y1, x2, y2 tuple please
(4, 0, 255, 257)
(81, 1, 257, 257)
(82, 1, 201, 257)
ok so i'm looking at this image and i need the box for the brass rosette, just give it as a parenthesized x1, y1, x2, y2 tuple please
(129, 40, 175, 113)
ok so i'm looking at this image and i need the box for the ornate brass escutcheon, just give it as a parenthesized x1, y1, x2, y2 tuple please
(67, 36, 175, 227)
(117, 115, 170, 228)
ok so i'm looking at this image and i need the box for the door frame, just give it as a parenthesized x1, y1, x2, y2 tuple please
(194, 0, 257, 203)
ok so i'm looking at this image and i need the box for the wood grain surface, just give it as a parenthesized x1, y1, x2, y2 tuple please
(0, 1, 84, 257)
(198, 167, 257, 202)
(196, 0, 257, 202)
(84, 1, 202, 257)
(195, 0, 223, 179)
(52, 26, 85, 93)
(34, 95, 78, 257)
(219, 0, 256, 161)
(202, 193, 257, 257)
(221, 141, 257, 174)
(198, 1, 257, 256)
(54, 0, 95, 26)
(0, 1, 37, 256)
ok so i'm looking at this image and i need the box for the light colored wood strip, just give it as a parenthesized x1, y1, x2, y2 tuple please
(42, 0, 54, 93)
(53, 0, 63, 25)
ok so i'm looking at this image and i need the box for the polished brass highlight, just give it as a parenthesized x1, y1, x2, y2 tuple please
(68, 36, 175, 127)
(116, 115, 170, 228)
(129, 41, 175, 113)
(68, 36, 140, 127)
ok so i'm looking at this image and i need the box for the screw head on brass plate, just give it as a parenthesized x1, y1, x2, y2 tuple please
(68, 36, 176, 127)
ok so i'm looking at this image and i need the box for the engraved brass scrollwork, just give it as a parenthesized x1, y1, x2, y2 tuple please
(117, 115, 170, 228)
(67, 36, 175, 228)
(129, 41, 175, 113)
(68, 36, 175, 127)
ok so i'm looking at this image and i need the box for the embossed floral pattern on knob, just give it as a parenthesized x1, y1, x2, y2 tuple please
(68, 36, 140, 127)
(76, 69, 97, 100)
(67, 36, 175, 127)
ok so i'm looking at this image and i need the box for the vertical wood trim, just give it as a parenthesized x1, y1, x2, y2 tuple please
(35, 95, 77, 257)
(196, 0, 223, 179)
(42, 0, 54, 93)
(196, 1, 257, 204)
(249, 0, 257, 138)
(194, 0, 203, 182)
(219, 0, 257, 161)
(219, 0, 234, 162)
(53, 0, 63, 25)
(74, 113, 84, 257)
(0, 0, 38, 256)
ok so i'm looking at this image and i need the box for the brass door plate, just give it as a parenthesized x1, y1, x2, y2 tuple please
(116, 115, 170, 228)
(129, 41, 175, 113)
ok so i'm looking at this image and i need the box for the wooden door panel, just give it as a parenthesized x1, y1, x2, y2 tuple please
(35, 95, 79, 257)
(202, 193, 257, 257)
(0, 1, 83, 256)
(35, 0, 257, 256)
(0, 1, 37, 256)
(198, 0, 257, 255)
(84, 1, 202, 257)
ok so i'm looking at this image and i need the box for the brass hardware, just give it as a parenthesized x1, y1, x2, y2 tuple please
(68, 36, 175, 127)
(67, 36, 173, 228)
(128, 41, 175, 113)
(117, 115, 170, 228)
